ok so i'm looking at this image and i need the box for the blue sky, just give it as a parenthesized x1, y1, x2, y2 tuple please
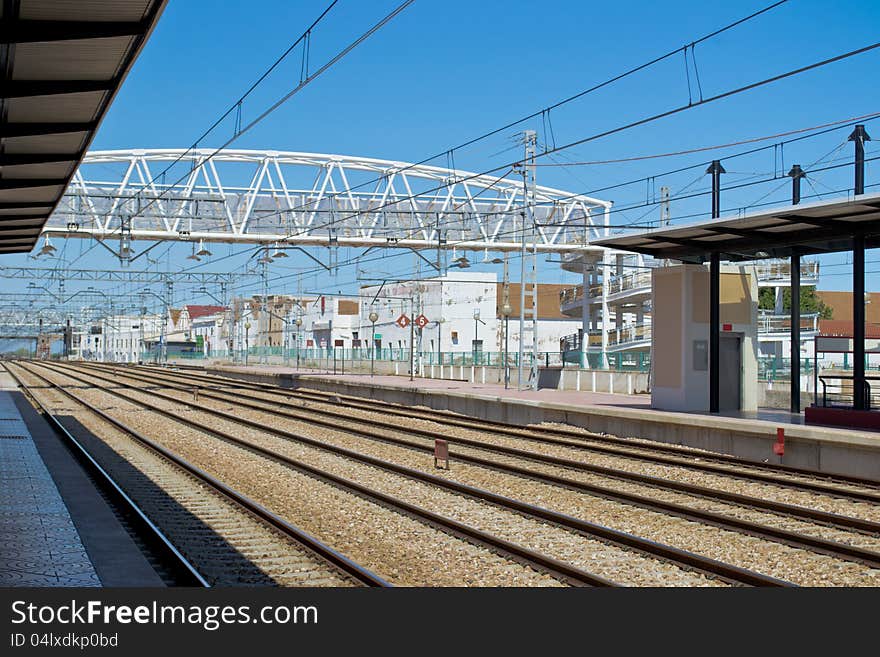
(9, 0, 880, 313)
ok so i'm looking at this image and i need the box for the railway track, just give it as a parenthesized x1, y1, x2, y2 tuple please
(116, 362, 880, 499)
(83, 362, 880, 541)
(5, 362, 388, 588)
(52, 361, 880, 585)
(20, 359, 799, 587)
(14, 361, 621, 587)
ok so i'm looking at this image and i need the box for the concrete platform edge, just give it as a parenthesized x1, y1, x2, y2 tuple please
(210, 366, 880, 481)
(12, 391, 165, 587)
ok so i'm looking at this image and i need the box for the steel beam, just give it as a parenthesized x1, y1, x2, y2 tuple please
(0, 20, 145, 43)
(0, 122, 95, 138)
(853, 234, 866, 410)
(0, 80, 115, 98)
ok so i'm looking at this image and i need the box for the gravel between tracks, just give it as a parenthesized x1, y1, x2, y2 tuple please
(85, 371, 880, 587)
(35, 364, 731, 587)
(24, 364, 583, 587)
(256, 387, 880, 522)
(10, 366, 356, 587)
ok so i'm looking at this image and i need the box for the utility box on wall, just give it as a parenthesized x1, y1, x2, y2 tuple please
(651, 264, 758, 412)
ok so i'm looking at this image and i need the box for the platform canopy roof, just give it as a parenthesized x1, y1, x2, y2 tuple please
(0, 0, 167, 254)
(593, 192, 880, 262)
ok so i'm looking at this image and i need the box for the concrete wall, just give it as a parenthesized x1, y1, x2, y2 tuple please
(248, 373, 878, 481)
(218, 356, 649, 393)
(651, 264, 758, 412)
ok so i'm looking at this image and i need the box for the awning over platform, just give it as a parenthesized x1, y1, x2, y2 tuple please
(0, 0, 167, 254)
(593, 192, 880, 262)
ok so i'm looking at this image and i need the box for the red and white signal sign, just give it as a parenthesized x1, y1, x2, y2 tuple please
(415, 314, 429, 329)
(396, 314, 411, 329)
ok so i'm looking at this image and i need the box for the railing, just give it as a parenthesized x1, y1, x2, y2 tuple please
(559, 260, 822, 309)
(606, 271, 652, 296)
(606, 323, 651, 347)
(817, 375, 880, 409)
(585, 351, 650, 372)
(753, 259, 819, 282)
(559, 285, 584, 306)
(137, 346, 651, 372)
(757, 311, 819, 334)
(758, 356, 816, 381)
(586, 329, 603, 346)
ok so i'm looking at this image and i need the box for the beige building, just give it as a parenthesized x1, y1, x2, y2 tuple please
(651, 264, 758, 412)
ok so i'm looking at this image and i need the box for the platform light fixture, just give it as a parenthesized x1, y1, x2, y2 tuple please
(38, 235, 57, 256)
(196, 239, 212, 257)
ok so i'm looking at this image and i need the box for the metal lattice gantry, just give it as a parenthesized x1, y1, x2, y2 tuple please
(0, 265, 241, 285)
(40, 149, 613, 252)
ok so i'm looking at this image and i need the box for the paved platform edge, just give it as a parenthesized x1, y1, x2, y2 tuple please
(12, 391, 166, 587)
(209, 366, 880, 481)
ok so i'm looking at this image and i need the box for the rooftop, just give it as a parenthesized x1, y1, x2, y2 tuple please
(593, 192, 880, 262)
(0, 0, 167, 254)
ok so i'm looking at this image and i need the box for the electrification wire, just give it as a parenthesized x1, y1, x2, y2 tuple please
(128, 1, 416, 223)
(59, 1, 808, 289)
(229, 44, 880, 247)
(119, 1, 341, 216)
(152, 0, 792, 246)
(225, 188, 872, 298)
(80, 33, 880, 304)
(227, 162, 880, 296)
(255, 0, 793, 216)
(533, 111, 880, 166)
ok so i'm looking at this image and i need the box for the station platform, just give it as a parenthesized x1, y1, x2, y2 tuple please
(205, 364, 880, 482)
(0, 371, 163, 587)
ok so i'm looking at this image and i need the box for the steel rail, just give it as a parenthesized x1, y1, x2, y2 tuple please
(0, 362, 209, 588)
(278, 391, 880, 495)
(63, 362, 880, 568)
(125, 363, 880, 497)
(8, 362, 389, 588)
(41, 361, 792, 587)
(21, 361, 619, 587)
(91, 363, 880, 531)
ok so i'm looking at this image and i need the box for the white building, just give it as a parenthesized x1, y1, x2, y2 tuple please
(359, 272, 582, 360)
(294, 295, 359, 350)
(78, 313, 162, 362)
(184, 305, 228, 357)
(558, 252, 821, 369)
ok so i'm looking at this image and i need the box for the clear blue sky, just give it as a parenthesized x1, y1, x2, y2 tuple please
(8, 0, 880, 313)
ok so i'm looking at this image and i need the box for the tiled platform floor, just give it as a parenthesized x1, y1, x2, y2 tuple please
(0, 392, 100, 586)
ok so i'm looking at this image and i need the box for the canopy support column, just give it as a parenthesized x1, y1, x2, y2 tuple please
(710, 252, 720, 413)
(854, 233, 866, 410)
(788, 164, 805, 414)
(790, 250, 801, 413)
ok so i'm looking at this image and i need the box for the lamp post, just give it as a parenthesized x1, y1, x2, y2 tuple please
(368, 310, 379, 377)
(501, 302, 512, 389)
(244, 321, 250, 366)
(472, 308, 485, 366)
(294, 317, 302, 370)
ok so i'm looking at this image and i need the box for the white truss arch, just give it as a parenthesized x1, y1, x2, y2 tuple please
(43, 149, 612, 253)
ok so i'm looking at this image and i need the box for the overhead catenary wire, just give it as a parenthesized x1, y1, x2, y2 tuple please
(220, 42, 880, 248)
(119, 1, 417, 225)
(56, 5, 880, 307)
(193, 1, 797, 236)
(55, 1, 811, 287)
(226, 170, 880, 298)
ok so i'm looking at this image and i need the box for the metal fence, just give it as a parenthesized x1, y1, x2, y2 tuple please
(141, 346, 652, 372)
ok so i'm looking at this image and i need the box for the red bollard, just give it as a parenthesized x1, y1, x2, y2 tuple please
(773, 427, 785, 456)
(434, 439, 449, 470)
